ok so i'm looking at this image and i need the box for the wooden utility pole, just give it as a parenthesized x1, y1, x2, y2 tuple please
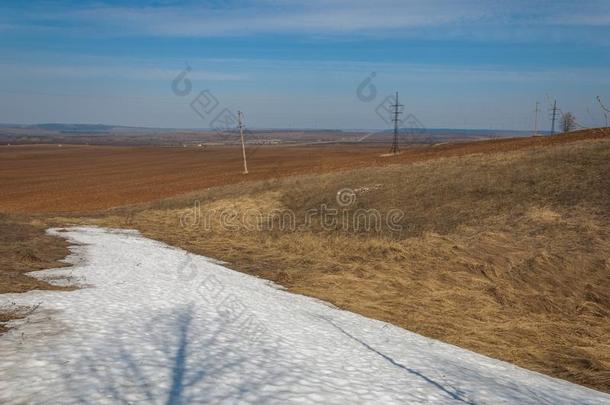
(237, 111, 248, 174)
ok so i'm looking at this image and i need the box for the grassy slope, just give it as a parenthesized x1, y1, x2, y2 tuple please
(55, 129, 610, 392)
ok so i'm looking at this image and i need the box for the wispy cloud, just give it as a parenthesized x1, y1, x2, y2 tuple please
(3, 0, 609, 40)
(4, 56, 608, 88)
(1, 1, 608, 130)
(0, 63, 247, 82)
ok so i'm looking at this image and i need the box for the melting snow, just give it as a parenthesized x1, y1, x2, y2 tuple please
(0, 227, 608, 404)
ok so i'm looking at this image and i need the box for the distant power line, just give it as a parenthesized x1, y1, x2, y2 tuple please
(597, 96, 609, 127)
(389, 92, 403, 155)
(550, 100, 558, 135)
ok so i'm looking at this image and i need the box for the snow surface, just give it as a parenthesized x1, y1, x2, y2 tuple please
(0, 226, 609, 404)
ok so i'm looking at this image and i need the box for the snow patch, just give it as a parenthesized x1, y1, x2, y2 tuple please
(0, 227, 608, 404)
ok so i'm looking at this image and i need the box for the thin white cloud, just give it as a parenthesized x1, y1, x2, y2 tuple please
(2, 0, 608, 43)
(547, 14, 610, 26)
(3, 57, 609, 88)
(0, 63, 247, 82)
(0, 1, 524, 36)
(65, 3, 484, 36)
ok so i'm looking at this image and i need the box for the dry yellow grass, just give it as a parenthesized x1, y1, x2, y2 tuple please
(51, 133, 610, 392)
(0, 214, 71, 333)
(2, 128, 607, 213)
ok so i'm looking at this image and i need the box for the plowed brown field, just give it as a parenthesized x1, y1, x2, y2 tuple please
(1, 128, 608, 213)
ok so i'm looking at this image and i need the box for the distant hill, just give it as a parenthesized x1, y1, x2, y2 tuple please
(35, 123, 120, 133)
(0, 122, 537, 146)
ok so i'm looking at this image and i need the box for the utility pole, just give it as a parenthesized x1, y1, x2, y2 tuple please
(533, 102, 540, 135)
(389, 92, 403, 155)
(237, 111, 248, 174)
(597, 96, 609, 127)
(550, 100, 558, 135)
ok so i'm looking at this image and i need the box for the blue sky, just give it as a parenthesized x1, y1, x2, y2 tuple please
(1, 0, 609, 130)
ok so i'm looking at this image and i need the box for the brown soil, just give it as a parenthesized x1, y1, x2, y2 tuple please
(3, 128, 610, 391)
(61, 129, 610, 392)
(1, 128, 607, 213)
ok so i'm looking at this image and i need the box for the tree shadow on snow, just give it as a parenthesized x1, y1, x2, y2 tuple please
(53, 304, 291, 404)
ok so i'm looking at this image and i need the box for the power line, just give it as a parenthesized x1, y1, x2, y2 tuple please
(533, 102, 539, 135)
(598, 96, 610, 113)
(552, 104, 587, 132)
(550, 100, 558, 135)
(389, 92, 403, 155)
(237, 111, 248, 174)
(597, 96, 609, 127)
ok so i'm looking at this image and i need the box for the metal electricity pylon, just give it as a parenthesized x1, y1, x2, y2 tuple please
(550, 100, 558, 135)
(533, 102, 540, 135)
(389, 92, 403, 155)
